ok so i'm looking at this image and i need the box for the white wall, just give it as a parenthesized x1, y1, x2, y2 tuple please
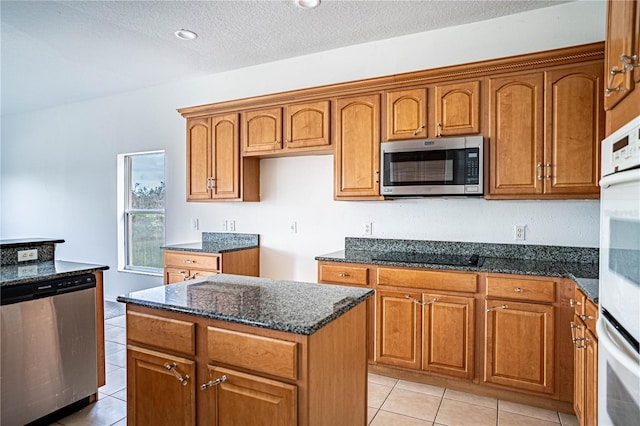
(1, 0, 606, 300)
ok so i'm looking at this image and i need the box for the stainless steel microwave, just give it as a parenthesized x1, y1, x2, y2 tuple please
(380, 136, 484, 197)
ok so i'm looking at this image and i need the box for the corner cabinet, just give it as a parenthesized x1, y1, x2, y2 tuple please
(487, 61, 604, 199)
(186, 115, 260, 202)
(334, 94, 382, 200)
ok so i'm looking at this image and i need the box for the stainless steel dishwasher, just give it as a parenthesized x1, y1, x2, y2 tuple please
(1, 274, 97, 426)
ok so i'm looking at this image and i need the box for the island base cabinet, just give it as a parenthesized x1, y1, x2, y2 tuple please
(127, 346, 196, 426)
(206, 366, 297, 426)
(484, 300, 554, 394)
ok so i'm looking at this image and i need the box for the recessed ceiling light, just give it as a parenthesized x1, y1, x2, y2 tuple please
(174, 29, 198, 40)
(295, 0, 321, 9)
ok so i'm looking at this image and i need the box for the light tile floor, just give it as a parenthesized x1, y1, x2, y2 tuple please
(52, 313, 581, 426)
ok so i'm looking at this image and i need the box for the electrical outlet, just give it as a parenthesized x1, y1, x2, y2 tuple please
(190, 218, 199, 231)
(290, 221, 298, 234)
(364, 222, 373, 236)
(229, 220, 236, 232)
(17, 249, 38, 262)
(514, 225, 526, 241)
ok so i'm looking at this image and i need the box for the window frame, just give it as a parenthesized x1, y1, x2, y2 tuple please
(117, 150, 165, 275)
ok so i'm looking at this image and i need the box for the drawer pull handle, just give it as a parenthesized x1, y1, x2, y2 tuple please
(164, 362, 189, 386)
(579, 314, 594, 321)
(569, 299, 582, 307)
(515, 287, 523, 292)
(183, 260, 195, 264)
(200, 375, 228, 390)
(405, 295, 439, 306)
(338, 273, 350, 277)
(486, 304, 508, 312)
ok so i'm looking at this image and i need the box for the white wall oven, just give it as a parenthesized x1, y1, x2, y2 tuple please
(598, 115, 640, 426)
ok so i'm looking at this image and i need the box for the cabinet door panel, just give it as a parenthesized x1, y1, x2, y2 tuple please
(435, 80, 480, 136)
(209, 366, 296, 426)
(484, 300, 554, 394)
(604, 0, 636, 110)
(545, 63, 603, 196)
(334, 94, 381, 199)
(422, 294, 475, 379)
(376, 291, 421, 369)
(286, 100, 330, 149)
(128, 347, 196, 426)
(489, 73, 544, 196)
(212, 114, 240, 199)
(572, 318, 585, 423)
(187, 117, 212, 200)
(386, 88, 427, 140)
(243, 108, 283, 153)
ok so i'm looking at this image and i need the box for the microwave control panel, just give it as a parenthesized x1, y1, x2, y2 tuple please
(602, 115, 640, 177)
(466, 149, 480, 184)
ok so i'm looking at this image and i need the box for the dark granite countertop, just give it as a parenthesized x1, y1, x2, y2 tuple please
(315, 238, 600, 303)
(117, 273, 373, 335)
(0, 238, 65, 247)
(0, 260, 109, 287)
(162, 232, 259, 254)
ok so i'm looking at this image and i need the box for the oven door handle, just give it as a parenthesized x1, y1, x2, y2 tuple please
(596, 318, 640, 376)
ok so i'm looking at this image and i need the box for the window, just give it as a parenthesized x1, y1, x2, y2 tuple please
(119, 151, 165, 274)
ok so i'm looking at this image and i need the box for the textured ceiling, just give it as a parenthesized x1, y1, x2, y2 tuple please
(1, 0, 571, 115)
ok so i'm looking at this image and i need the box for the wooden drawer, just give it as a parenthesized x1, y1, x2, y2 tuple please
(127, 311, 196, 356)
(377, 267, 477, 293)
(583, 298, 598, 333)
(164, 250, 220, 271)
(485, 276, 555, 303)
(208, 327, 298, 380)
(319, 264, 369, 286)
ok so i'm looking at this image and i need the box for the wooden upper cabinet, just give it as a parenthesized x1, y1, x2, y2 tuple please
(385, 88, 427, 140)
(488, 72, 545, 196)
(187, 117, 212, 200)
(544, 62, 603, 196)
(434, 80, 481, 137)
(334, 94, 382, 200)
(243, 107, 283, 154)
(285, 100, 331, 150)
(187, 114, 259, 202)
(212, 114, 240, 199)
(604, 0, 636, 110)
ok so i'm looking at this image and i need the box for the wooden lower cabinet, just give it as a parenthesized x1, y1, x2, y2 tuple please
(163, 248, 259, 284)
(125, 302, 367, 426)
(484, 299, 555, 394)
(207, 367, 297, 426)
(572, 287, 598, 426)
(376, 290, 475, 379)
(422, 294, 475, 379)
(128, 346, 197, 426)
(376, 291, 421, 369)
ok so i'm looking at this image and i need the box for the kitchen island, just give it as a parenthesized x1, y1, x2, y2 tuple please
(117, 274, 373, 426)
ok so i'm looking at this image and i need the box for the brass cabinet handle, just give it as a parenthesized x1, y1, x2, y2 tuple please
(437, 122, 443, 137)
(164, 362, 189, 386)
(200, 375, 227, 390)
(183, 259, 195, 264)
(570, 321, 584, 343)
(337, 273, 350, 277)
(579, 314, 594, 321)
(486, 304, 508, 312)
(569, 299, 582, 307)
(515, 287, 523, 292)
